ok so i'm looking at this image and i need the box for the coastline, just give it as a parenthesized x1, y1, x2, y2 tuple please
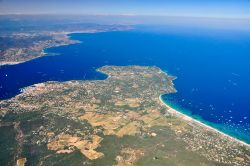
(1, 26, 249, 148)
(0, 27, 133, 67)
(159, 95, 250, 148)
(0, 61, 23, 66)
(0, 33, 79, 67)
(97, 66, 250, 147)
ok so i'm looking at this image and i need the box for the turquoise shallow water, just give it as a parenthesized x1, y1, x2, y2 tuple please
(161, 96, 248, 143)
(0, 26, 250, 143)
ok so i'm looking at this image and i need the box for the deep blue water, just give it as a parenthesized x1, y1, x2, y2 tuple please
(0, 26, 250, 144)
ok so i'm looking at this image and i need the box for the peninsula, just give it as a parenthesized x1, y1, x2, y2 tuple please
(0, 66, 249, 166)
(0, 23, 131, 66)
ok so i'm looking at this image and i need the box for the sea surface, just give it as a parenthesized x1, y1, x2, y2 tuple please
(0, 25, 250, 144)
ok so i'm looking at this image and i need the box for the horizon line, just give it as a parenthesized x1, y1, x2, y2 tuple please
(0, 13, 250, 20)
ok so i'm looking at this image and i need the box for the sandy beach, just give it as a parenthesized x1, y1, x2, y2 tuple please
(0, 61, 23, 66)
(159, 95, 250, 148)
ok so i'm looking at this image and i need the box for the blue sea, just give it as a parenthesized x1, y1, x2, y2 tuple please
(0, 25, 250, 144)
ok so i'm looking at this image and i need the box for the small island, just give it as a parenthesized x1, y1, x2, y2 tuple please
(0, 66, 249, 166)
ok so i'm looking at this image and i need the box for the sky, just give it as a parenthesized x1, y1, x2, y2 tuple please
(1, 0, 250, 19)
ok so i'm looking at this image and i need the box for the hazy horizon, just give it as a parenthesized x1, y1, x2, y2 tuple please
(1, 0, 250, 19)
(1, 14, 250, 32)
